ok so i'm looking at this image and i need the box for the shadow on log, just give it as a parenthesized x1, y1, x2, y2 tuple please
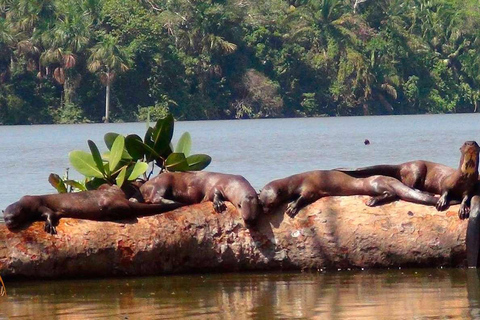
(0, 196, 471, 279)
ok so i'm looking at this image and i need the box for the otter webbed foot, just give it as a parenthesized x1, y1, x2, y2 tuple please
(285, 202, 299, 218)
(213, 199, 227, 213)
(44, 217, 58, 235)
(459, 204, 470, 220)
(436, 193, 449, 211)
(40, 207, 58, 235)
(366, 197, 380, 207)
(212, 189, 227, 213)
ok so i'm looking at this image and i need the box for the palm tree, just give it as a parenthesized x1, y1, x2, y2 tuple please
(40, 0, 92, 106)
(87, 33, 131, 123)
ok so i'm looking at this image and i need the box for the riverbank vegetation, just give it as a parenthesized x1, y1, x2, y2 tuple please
(1, 0, 479, 124)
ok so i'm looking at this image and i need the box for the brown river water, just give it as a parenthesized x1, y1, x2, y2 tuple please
(2, 114, 480, 318)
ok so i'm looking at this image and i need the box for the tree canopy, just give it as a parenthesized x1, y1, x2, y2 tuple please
(1, 0, 479, 124)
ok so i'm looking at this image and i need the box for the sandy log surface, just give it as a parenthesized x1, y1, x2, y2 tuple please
(0, 196, 468, 279)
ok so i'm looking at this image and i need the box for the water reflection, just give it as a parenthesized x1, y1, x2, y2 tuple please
(2, 269, 480, 319)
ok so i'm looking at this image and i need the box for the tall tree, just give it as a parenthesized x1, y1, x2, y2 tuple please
(87, 33, 131, 122)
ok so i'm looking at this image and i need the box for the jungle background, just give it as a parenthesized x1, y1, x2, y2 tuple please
(1, 0, 479, 124)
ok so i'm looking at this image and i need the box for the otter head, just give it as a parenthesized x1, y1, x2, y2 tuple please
(459, 141, 480, 176)
(237, 195, 261, 225)
(3, 197, 39, 231)
(259, 184, 284, 214)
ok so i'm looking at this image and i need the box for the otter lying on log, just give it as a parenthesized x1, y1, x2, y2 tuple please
(140, 171, 261, 224)
(336, 141, 480, 219)
(259, 170, 439, 218)
(3, 184, 185, 235)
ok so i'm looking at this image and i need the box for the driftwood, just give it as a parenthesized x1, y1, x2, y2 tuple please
(0, 195, 479, 279)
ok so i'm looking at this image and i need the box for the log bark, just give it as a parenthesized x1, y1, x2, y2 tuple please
(0, 196, 472, 279)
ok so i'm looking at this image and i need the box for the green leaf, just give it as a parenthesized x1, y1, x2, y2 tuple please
(116, 166, 127, 187)
(127, 162, 149, 180)
(105, 132, 132, 160)
(64, 180, 87, 191)
(125, 134, 146, 160)
(175, 132, 192, 156)
(48, 173, 67, 193)
(104, 132, 120, 150)
(69, 150, 105, 178)
(88, 140, 106, 175)
(165, 152, 189, 171)
(187, 154, 212, 171)
(109, 135, 125, 172)
(152, 114, 174, 157)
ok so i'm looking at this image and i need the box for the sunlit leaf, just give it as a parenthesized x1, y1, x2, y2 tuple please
(88, 140, 106, 176)
(69, 150, 105, 178)
(109, 135, 125, 172)
(105, 132, 131, 160)
(175, 132, 192, 156)
(116, 166, 127, 187)
(48, 173, 67, 193)
(64, 180, 87, 191)
(127, 162, 149, 180)
(104, 132, 120, 150)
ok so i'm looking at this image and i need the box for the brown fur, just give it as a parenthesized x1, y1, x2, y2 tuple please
(3, 184, 184, 234)
(140, 171, 261, 224)
(336, 141, 480, 219)
(259, 170, 440, 218)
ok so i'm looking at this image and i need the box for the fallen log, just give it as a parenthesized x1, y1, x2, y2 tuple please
(0, 195, 476, 279)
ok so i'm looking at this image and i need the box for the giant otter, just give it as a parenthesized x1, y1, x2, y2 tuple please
(3, 184, 185, 235)
(140, 171, 261, 224)
(336, 141, 480, 219)
(259, 170, 440, 218)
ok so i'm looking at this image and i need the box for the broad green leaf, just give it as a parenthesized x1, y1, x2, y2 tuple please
(48, 173, 67, 193)
(165, 152, 189, 171)
(127, 162, 149, 180)
(103, 132, 120, 150)
(104, 132, 120, 150)
(152, 114, 174, 157)
(109, 135, 125, 172)
(125, 134, 146, 160)
(187, 154, 212, 171)
(88, 140, 106, 175)
(175, 132, 192, 156)
(144, 127, 155, 162)
(69, 150, 105, 178)
(64, 180, 87, 191)
(116, 166, 127, 187)
(105, 132, 131, 160)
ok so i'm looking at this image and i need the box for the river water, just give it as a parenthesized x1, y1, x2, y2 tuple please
(1, 114, 480, 318)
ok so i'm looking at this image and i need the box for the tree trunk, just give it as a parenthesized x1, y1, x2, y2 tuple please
(104, 82, 110, 123)
(0, 196, 473, 279)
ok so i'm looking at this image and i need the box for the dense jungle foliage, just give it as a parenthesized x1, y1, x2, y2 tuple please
(1, 0, 479, 124)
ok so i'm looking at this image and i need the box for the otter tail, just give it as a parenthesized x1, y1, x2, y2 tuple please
(335, 165, 401, 179)
(390, 180, 439, 206)
(130, 201, 187, 217)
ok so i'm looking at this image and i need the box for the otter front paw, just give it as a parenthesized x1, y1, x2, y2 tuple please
(213, 200, 227, 213)
(436, 196, 448, 211)
(366, 197, 379, 207)
(44, 220, 57, 235)
(459, 204, 470, 220)
(285, 202, 299, 218)
(44, 214, 58, 235)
